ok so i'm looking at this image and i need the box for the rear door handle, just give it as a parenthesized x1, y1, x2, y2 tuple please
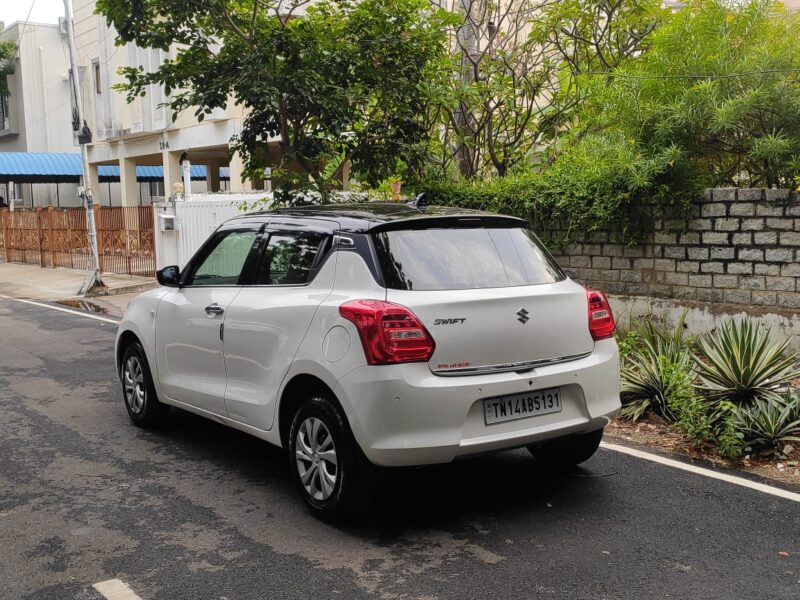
(204, 303, 225, 317)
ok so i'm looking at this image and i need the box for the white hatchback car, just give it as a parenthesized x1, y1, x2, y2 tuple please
(116, 202, 620, 520)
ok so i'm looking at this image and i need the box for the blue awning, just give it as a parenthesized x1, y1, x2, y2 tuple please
(97, 164, 231, 182)
(0, 152, 231, 184)
(0, 152, 84, 183)
(96, 164, 231, 183)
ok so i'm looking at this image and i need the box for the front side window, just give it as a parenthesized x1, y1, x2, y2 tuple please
(254, 231, 327, 285)
(374, 227, 565, 291)
(186, 230, 258, 286)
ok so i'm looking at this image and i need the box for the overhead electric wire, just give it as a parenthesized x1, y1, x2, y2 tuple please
(587, 68, 800, 80)
(5, 0, 38, 65)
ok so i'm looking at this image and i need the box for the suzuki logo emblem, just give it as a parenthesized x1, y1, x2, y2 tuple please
(517, 308, 530, 324)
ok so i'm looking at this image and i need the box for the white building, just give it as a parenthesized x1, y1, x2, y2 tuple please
(72, 0, 264, 208)
(0, 21, 79, 206)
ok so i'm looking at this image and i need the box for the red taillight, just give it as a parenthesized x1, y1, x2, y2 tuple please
(586, 289, 615, 341)
(339, 300, 436, 365)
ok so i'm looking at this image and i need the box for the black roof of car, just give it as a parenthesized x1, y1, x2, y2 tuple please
(228, 202, 525, 233)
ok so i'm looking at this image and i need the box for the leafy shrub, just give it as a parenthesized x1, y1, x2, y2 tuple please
(669, 397, 744, 458)
(528, 134, 700, 244)
(710, 401, 745, 459)
(615, 329, 640, 363)
(694, 319, 800, 405)
(735, 392, 800, 451)
(671, 396, 713, 446)
(420, 133, 701, 244)
(420, 173, 535, 223)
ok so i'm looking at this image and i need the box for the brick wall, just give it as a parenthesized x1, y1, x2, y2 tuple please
(547, 188, 800, 310)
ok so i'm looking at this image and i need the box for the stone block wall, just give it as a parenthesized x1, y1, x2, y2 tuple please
(547, 188, 800, 311)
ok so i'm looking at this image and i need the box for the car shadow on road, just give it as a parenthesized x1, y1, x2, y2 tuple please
(154, 407, 616, 531)
(354, 453, 616, 532)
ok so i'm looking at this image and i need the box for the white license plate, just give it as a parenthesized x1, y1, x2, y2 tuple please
(483, 388, 562, 425)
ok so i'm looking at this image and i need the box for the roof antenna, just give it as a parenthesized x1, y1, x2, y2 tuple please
(407, 192, 428, 210)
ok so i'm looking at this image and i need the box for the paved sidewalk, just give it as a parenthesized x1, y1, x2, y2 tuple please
(0, 262, 156, 318)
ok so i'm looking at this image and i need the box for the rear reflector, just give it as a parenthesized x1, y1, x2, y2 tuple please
(586, 289, 616, 340)
(339, 300, 436, 365)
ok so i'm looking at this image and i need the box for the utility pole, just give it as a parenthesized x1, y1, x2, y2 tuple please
(63, 0, 102, 288)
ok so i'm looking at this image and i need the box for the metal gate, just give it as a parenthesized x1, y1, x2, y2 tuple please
(0, 206, 156, 277)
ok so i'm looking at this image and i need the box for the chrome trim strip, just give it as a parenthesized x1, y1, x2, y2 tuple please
(432, 351, 592, 376)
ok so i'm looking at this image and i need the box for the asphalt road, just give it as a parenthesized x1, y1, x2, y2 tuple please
(1, 297, 798, 600)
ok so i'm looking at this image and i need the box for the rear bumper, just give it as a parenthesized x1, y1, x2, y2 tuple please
(333, 339, 621, 467)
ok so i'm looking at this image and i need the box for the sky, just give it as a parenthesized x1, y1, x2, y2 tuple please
(1, 0, 64, 28)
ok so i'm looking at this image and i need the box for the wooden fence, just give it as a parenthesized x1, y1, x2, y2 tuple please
(0, 206, 156, 277)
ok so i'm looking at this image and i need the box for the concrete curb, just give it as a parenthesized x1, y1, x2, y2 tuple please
(86, 280, 158, 297)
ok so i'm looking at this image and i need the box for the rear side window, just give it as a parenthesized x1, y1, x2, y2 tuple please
(373, 227, 565, 291)
(253, 231, 328, 285)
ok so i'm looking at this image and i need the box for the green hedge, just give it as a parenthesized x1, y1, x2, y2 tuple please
(419, 133, 704, 245)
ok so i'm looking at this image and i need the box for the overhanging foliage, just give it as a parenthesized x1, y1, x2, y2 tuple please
(0, 40, 15, 96)
(97, 0, 455, 198)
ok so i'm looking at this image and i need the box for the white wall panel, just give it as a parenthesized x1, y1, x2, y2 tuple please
(153, 193, 271, 269)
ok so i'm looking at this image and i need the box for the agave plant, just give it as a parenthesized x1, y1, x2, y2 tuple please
(621, 353, 696, 422)
(735, 391, 800, 450)
(694, 319, 800, 405)
(620, 311, 695, 422)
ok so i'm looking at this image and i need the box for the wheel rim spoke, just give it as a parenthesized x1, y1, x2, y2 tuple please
(298, 435, 313, 458)
(299, 463, 317, 485)
(318, 435, 334, 452)
(317, 449, 337, 467)
(319, 464, 335, 498)
(295, 446, 312, 462)
(313, 469, 324, 499)
(310, 418, 321, 449)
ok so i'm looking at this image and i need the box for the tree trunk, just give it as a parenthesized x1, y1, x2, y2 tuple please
(453, 0, 481, 179)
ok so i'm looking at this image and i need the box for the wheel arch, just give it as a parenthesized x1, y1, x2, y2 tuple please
(116, 329, 143, 375)
(278, 374, 345, 449)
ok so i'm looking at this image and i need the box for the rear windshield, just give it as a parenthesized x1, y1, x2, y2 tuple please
(373, 227, 565, 291)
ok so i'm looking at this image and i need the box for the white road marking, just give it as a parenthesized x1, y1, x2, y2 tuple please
(93, 579, 143, 600)
(0, 294, 121, 325)
(601, 441, 800, 503)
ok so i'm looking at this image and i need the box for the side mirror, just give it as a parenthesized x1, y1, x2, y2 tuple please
(157, 265, 181, 287)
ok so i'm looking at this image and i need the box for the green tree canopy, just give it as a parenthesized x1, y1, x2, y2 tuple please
(428, 0, 666, 180)
(96, 0, 455, 198)
(0, 40, 15, 96)
(588, 0, 800, 188)
(531, 0, 665, 76)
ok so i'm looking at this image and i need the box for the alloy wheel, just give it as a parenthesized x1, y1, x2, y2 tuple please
(295, 417, 338, 501)
(123, 356, 146, 415)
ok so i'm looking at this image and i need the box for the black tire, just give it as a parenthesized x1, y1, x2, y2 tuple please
(119, 340, 169, 428)
(287, 393, 374, 522)
(527, 428, 604, 470)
